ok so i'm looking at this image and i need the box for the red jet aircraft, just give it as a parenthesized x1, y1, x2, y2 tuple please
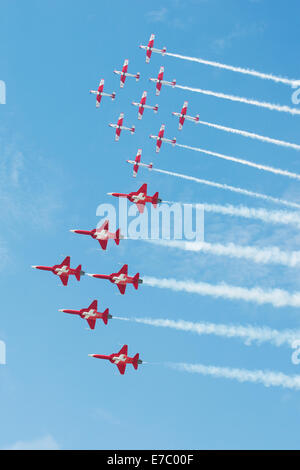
(109, 113, 135, 141)
(149, 66, 176, 96)
(126, 149, 153, 178)
(139, 33, 166, 63)
(114, 59, 140, 88)
(89, 344, 142, 375)
(132, 91, 158, 120)
(32, 256, 84, 286)
(87, 264, 142, 295)
(107, 183, 161, 214)
(70, 220, 122, 250)
(59, 299, 112, 329)
(172, 101, 199, 130)
(89, 79, 116, 108)
(149, 124, 176, 153)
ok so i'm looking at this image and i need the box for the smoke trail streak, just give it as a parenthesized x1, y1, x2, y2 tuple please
(164, 51, 300, 87)
(175, 143, 300, 181)
(168, 362, 300, 390)
(197, 202, 300, 228)
(196, 119, 300, 151)
(152, 167, 300, 209)
(143, 276, 300, 308)
(175, 84, 300, 116)
(116, 316, 300, 348)
(146, 239, 300, 268)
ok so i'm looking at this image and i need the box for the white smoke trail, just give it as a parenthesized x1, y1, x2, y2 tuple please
(175, 143, 300, 181)
(152, 167, 300, 210)
(175, 84, 300, 116)
(146, 239, 300, 268)
(164, 51, 300, 87)
(198, 202, 300, 228)
(169, 362, 300, 391)
(143, 276, 300, 308)
(196, 119, 300, 151)
(116, 316, 300, 348)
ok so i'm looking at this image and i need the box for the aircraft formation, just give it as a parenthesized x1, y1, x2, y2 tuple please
(32, 34, 199, 375)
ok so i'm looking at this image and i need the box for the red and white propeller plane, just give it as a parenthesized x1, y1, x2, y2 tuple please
(109, 113, 135, 141)
(126, 149, 153, 178)
(107, 183, 161, 214)
(150, 124, 176, 153)
(139, 33, 166, 63)
(114, 59, 140, 88)
(172, 101, 199, 130)
(132, 91, 158, 120)
(87, 264, 142, 295)
(59, 299, 112, 330)
(89, 344, 142, 375)
(32, 256, 84, 286)
(149, 66, 176, 96)
(89, 79, 116, 108)
(70, 220, 122, 251)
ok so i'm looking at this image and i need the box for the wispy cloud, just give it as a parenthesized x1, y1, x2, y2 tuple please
(3, 434, 60, 450)
(146, 7, 168, 23)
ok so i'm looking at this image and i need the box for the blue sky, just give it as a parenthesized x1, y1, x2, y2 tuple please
(1, 0, 300, 450)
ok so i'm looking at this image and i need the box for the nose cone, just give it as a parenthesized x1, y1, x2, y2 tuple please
(31, 265, 38, 269)
(58, 309, 66, 312)
(69, 229, 78, 233)
(86, 273, 96, 278)
(88, 354, 95, 358)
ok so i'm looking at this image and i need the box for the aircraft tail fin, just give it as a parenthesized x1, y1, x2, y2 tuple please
(133, 272, 140, 290)
(75, 264, 82, 281)
(152, 192, 159, 208)
(102, 308, 110, 325)
(132, 353, 140, 370)
(115, 228, 121, 245)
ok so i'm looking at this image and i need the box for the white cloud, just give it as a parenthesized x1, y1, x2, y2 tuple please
(3, 434, 60, 450)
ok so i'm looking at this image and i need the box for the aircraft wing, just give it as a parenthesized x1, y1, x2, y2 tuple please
(118, 264, 128, 276)
(137, 183, 147, 195)
(118, 345, 128, 355)
(122, 59, 128, 73)
(117, 362, 126, 375)
(148, 34, 155, 48)
(88, 300, 98, 310)
(140, 91, 147, 105)
(96, 94, 102, 108)
(138, 106, 144, 120)
(136, 201, 146, 214)
(59, 273, 69, 286)
(61, 256, 70, 268)
(98, 79, 104, 93)
(115, 128, 121, 141)
(182, 101, 188, 115)
(117, 283, 127, 295)
(156, 82, 162, 96)
(156, 139, 162, 153)
(157, 66, 164, 81)
(120, 74, 126, 88)
(98, 239, 108, 250)
(87, 318, 96, 330)
(158, 125, 165, 138)
(117, 113, 124, 127)
(133, 164, 139, 177)
(98, 220, 109, 232)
